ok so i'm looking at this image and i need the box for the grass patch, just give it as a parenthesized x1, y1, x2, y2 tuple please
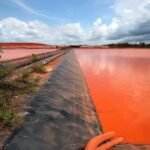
(32, 64, 47, 74)
(0, 93, 15, 127)
(11, 69, 39, 93)
(31, 54, 38, 63)
(0, 68, 39, 127)
(0, 65, 14, 79)
(0, 109, 15, 127)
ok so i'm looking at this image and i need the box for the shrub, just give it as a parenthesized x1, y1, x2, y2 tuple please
(0, 92, 15, 126)
(15, 69, 31, 83)
(0, 90, 13, 108)
(0, 65, 14, 80)
(0, 66, 41, 127)
(11, 69, 39, 94)
(0, 95, 4, 111)
(32, 64, 47, 74)
(0, 109, 14, 126)
(32, 54, 38, 63)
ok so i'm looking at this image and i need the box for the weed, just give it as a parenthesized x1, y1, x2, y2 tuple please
(11, 70, 38, 93)
(21, 69, 31, 79)
(32, 64, 47, 74)
(0, 95, 4, 111)
(0, 65, 14, 80)
(31, 54, 38, 63)
(0, 109, 15, 126)
(0, 91, 12, 109)
(0, 69, 39, 127)
(15, 69, 31, 83)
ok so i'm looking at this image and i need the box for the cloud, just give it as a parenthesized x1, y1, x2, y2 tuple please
(12, 0, 61, 21)
(88, 0, 150, 44)
(0, 17, 87, 44)
(0, 0, 150, 45)
(107, 0, 150, 39)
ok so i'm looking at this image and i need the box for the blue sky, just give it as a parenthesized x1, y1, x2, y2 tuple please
(0, 0, 114, 26)
(0, 0, 150, 45)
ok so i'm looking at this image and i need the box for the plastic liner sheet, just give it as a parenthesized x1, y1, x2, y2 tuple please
(4, 50, 101, 150)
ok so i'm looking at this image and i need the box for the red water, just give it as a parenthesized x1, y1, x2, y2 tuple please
(0, 49, 56, 61)
(75, 48, 150, 144)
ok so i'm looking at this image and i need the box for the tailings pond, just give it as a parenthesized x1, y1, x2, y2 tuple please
(75, 48, 150, 145)
(0, 48, 56, 61)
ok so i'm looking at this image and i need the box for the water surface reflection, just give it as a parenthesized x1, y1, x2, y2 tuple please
(76, 49, 150, 144)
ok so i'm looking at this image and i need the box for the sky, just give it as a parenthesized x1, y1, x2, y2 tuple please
(0, 0, 150, 45)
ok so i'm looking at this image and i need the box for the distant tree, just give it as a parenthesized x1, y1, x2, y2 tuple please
(140, 42, 145, 47)
(107, 42, 150, 48)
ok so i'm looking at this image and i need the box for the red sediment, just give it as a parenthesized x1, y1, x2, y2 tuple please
(75, 48, 150, 145)
(0, 42, 57, 61)
(0, 42, 56, 49)
(0, 49, 57, 61)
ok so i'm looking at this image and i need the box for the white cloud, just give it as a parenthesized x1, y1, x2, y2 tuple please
(93, 18, 102, 28)
(0, 17, 87, 44)
(107, 0, 150, 38)
(90, 0, 150, 43)
(0, 0, 150, 45)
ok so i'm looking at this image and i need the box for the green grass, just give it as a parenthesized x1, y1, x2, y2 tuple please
(0, 65, 14, 80)
(32, 64, 47, 74)
(0, 59, 46, 127)
(0, 94, 14, 127)
(0, 68, 39, 127)
(31, 54, 38, 63)
(0, 109, 14, 126)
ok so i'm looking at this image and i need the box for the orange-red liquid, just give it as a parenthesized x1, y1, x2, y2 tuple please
(76, 49, 150, 144)
(0, 49, 56, 61)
